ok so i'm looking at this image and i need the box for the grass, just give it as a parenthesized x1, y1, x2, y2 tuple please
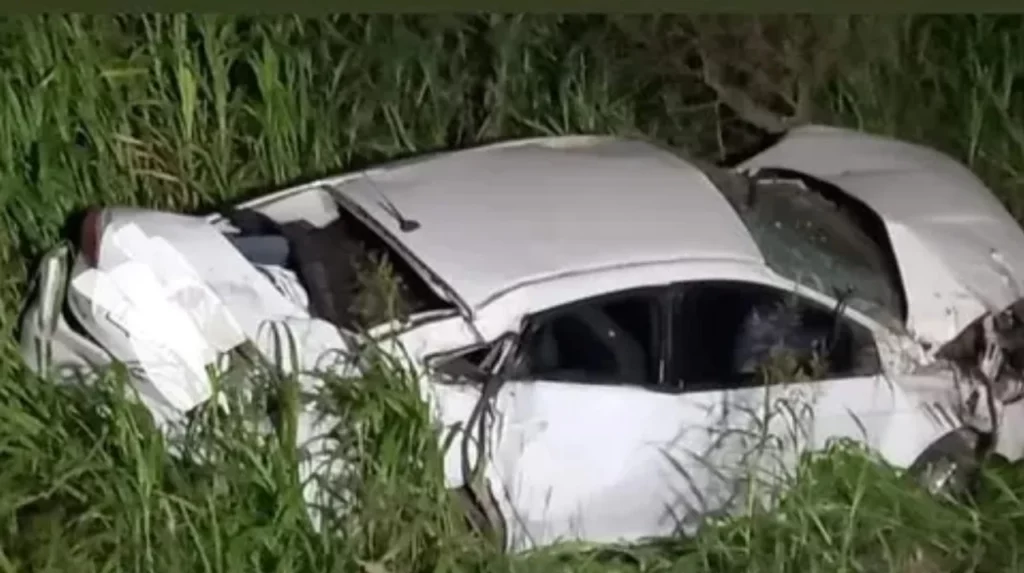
(4, 14, 1024, 572)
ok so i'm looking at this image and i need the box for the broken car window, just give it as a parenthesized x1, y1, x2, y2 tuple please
(697, 161, 905, 327)
(225, 207, 452, 330)
(671, 280, 881, 391)
(513, 291, 661, 386)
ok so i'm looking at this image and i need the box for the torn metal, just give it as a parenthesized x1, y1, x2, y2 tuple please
(740, 124, 1024, 461)
(740, 125, 1024, 351)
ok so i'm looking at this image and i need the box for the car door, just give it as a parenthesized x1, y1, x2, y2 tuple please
(487, 287, 732, 551)
(667, 279, 905, 515)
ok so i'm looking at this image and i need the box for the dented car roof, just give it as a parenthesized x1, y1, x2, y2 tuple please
(330, 137, 767, 310)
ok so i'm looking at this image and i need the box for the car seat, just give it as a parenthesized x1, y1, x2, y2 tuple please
(526, 307, 648, 384)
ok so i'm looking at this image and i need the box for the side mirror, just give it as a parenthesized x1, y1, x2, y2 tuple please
(486, 332, 519, 376)
(431, 332, 521, 385)
(434, 355, 489, 384)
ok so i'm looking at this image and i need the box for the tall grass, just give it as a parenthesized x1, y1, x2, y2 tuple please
(4, 14, 1024, 572)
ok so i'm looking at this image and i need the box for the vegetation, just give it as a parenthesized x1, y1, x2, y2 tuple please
(3, 14, 1024, 572)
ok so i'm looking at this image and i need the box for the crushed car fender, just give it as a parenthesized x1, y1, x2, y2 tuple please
(741, 125, 1024, 349)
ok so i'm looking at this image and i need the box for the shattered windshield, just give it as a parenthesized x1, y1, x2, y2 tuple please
(700, 163, 905, 326)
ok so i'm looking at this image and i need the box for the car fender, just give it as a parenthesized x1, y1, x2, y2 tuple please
(741, 124, 1024, 349)
(877, 373, 987, 469)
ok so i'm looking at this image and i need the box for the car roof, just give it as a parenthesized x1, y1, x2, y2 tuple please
(330, 136, 766, 310)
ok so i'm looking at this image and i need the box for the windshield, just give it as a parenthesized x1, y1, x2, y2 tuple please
(701, 164, 906, 327)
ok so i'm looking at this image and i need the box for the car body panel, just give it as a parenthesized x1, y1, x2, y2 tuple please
(484, 371, 963, 551)
(741, 124, 1024, 348)
(491, 380, 729, 549)
(329, 138, 765, 312)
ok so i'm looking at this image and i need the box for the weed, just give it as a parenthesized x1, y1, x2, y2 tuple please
(4, 14, 1024, 573)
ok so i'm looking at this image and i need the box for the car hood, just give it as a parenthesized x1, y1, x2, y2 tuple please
(740, 125, 1024, 351)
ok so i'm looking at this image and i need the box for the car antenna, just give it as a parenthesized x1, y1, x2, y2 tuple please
(363, 175, 421, 233)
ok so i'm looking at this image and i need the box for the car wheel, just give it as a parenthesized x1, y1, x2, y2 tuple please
(907, 428, 984, 498)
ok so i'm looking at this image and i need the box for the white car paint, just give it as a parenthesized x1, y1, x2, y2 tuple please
(17, 126, 1024, 553)
(740, 125, 1024, 348)
(486, 370, 967, 550)
(332, 138, 766, 311)
(455, 256, 970, 550)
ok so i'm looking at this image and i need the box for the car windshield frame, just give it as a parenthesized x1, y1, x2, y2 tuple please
(696, 161, 907, 330)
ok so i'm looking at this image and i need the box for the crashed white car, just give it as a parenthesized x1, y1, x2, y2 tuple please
(18, 125, 1024, 551)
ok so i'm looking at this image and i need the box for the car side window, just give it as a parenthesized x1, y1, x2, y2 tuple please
(510, 290, 662, 386)
(671, 280, 880, 391)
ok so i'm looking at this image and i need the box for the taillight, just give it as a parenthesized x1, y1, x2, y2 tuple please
(80, 208, 104, 267)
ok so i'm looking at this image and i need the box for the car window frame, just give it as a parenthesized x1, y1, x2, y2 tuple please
(694, 160, 907, 328)
(504, 286, 670, 388)
(666, 279, 883, 393)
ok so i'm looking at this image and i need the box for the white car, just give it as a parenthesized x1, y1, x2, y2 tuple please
(18, 124, 1024, 551)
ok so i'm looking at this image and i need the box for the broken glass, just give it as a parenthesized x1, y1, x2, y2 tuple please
(702, 163, 905, 327)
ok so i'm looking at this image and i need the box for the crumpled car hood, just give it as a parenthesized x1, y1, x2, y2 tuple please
(741, 125, 1024, 351)
(55, 210, 359, 529)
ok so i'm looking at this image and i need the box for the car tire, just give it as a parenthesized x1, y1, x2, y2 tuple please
(907, 428, 984, 499)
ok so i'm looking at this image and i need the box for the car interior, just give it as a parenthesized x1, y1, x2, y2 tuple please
(509, 281, 880, 392)
(516, 294, 659, 386)
(673, 281, 879, 391)
(220, 198, 451, 329)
